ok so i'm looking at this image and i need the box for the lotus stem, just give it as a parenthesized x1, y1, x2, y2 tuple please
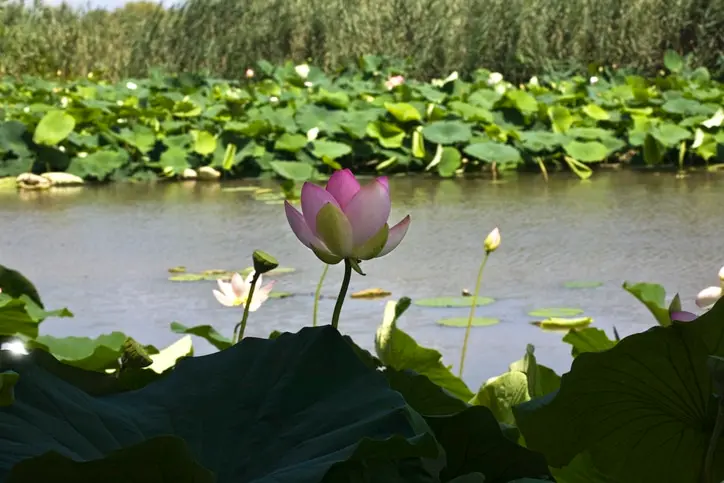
(459, 251, 490, 378)
(703, 399, 724, 483)
(331, 259, 352, 330)
(233, 271, 260, 344)
(313, 264, 329, 327)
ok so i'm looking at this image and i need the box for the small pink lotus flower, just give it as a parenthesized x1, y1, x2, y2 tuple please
(385, 75, 405, 90)
(213, 271, 274, 312)
(670, 310, 698, 322)
(284, 169, 411, 265)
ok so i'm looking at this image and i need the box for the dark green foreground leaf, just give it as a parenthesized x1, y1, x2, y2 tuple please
(514, 297, 724, 483)
(7, 436, 215, 483)
(0, 326, 438, 483)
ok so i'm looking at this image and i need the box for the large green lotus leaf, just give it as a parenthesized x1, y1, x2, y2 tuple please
(0, 265, 44, 308)
(385, 369, 553, 483)
(0, 295, 72, 339)
(562, 328, 617, 357)
(622, 281, 671, 327)
(376, 298, 475, 401)
(0, 326, 438, 483)
(6, 435, 215, 482)
(513, 297, 724, 483)
(426, 406, 552, 483)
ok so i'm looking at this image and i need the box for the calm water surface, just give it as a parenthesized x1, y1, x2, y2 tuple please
(1, 171, 721, 389)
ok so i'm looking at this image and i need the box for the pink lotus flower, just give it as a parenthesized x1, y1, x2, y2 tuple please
(213, 271, 274, 312)
(385, 75, 405, 90)
(284, 169, 411, 265)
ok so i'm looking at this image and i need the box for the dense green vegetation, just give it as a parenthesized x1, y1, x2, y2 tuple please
(1, 256, 723, 482)
(1, 0, 723, 82)
(1, 54, 723, 183)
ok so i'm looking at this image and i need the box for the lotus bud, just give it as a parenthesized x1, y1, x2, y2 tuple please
(484, 227, 501, 254)
(253, 250, 279, 275)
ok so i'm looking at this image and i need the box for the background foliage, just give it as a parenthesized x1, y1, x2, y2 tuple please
(0, 0, 723, 82)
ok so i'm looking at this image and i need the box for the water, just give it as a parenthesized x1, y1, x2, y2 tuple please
(1, 170, 721, 391)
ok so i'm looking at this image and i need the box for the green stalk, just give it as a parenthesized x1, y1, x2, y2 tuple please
(458, 252, 490, 378)
(331, 259, 352, 330)
(313, 264, 329, 327)
(233, 271, 260, 344)
(703, 400, 724, 483)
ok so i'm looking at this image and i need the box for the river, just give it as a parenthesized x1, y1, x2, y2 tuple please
(0, 170, 721, 390)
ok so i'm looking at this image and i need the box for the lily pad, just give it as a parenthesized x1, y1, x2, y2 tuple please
(527, 307, 584, 318)
(0, 326, 440, 482)
(168, 273, 206, 282)
(563, 281, 603, 289)
(221, 186, 260, 192)
(167, 266, 187, 274)
(530, 317, 593, 331)
(436, 317, 500, 327)
(514, 298, 724, 483)
(414, 296, 496, 308)
(350, 288, 392, 299)
(267, 291, 293, 299)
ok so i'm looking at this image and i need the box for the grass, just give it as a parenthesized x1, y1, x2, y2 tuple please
(0, 0, 723, 82)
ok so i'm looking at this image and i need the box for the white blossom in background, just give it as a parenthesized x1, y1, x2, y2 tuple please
(306, 127, 320, 141)
(295, 64, 310, 79)
(126, 81, 137, 90)
(590, 76, 599, 85)
(487, 72, 504, 85)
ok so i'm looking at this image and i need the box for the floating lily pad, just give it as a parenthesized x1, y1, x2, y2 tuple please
(531, 317, 593, 331)
(414, 296, 496, 308)
(240, 266, 297, 277)
(563, 281, 603, 289)
(527, 307, 584, 318)
(351, 288, 392, 299)
(168, 266, 297, 282)
(167, 266, 187, 274)
(168, 273, 206, 282)
(437, 317, 500, 327)
(268, 292, 293, 299)
(221, 186, 260, 192)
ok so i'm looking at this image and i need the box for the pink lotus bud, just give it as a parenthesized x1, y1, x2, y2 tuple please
(284, 169, 411, 265)
(385, 75, 405, 90)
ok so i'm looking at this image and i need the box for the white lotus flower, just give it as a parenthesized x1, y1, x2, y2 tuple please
(695, 265, 724, 309)
(295, 64, 310, 79)
(213, 271, 274, 312)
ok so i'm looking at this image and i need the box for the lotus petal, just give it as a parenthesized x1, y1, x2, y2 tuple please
(377, 215, 411, 258)
(343, 180, 391, 246)
(325, 169, 360, 209)
(301, 183, 340, 234)
(315, 203, 353, 258)
(285, 201, 316, 247)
